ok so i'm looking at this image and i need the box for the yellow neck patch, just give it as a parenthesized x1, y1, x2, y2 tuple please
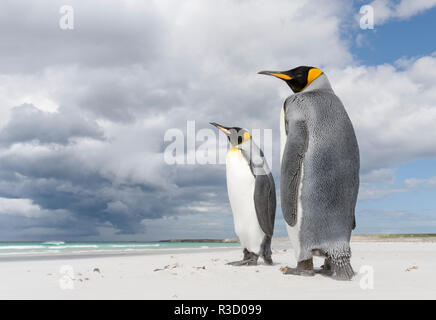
(307, 68, 323, 87)
(229, 147, 241, 152)
(242, 131, 251, 143)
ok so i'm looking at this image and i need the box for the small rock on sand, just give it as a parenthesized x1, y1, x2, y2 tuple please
(154, 263, 180, 272)
(405, 265, 418, 272)
(279, 266, 290, 273)
(194, 266, 206, 270)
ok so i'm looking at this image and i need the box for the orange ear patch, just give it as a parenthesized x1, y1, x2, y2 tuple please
(307, 68, 323, 85)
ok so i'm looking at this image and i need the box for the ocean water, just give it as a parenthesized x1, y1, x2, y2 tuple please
(0, 241, 240, 257)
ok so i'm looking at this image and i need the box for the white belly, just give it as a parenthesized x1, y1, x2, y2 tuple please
(226, 149, 265, 254)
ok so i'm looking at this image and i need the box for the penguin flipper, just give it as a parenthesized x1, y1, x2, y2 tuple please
(253, 173, 276, 236)
(281, 120, 308, 227)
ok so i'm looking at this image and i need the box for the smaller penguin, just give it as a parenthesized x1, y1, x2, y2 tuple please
(210, 122, 276, 265)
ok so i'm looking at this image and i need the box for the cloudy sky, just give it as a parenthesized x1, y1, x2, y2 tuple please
(1, 0, 436, 241)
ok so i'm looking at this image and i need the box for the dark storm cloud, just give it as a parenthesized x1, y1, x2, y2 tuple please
(0, 104, 104, 146)
(0, 139, 230, 237)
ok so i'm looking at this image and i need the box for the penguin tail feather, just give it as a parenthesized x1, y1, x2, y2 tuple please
(331, 262, 355, 281)
(327, 248, 355, 281)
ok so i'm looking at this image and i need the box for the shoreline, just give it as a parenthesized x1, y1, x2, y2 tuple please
(1, 235, 436, 262)
(0, 246, 238, 262)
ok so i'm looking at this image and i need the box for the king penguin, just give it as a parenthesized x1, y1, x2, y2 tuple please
(210, 122, 276, 265)
(258, 66, 359, 280)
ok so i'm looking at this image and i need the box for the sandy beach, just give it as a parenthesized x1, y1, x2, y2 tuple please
(1, 239, 435, 300)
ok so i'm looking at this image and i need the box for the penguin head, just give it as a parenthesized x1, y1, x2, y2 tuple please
(258, 66, 323, 93)
(209, 122, 251, 147)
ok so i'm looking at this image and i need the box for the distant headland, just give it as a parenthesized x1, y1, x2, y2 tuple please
(159, 238, 239, 243)
(159, 234, 436, 243)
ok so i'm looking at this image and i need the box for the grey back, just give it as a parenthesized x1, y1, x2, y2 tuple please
(240, 141, 276, 236)
(282, 87, 359, 259)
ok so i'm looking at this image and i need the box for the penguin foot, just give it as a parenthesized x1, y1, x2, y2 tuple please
(227, 249, 259, 266)
(314, 258, 334, 276)
(280, 266, 315, 277)
(281, 258, 315, 277)
(314, 267, 334, 276)
(226, 259, 257, 266)
(263, 256, 273, 265)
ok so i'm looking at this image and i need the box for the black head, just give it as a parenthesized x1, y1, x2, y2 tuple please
(258, 66, 323, 93)
(209, 122, 251, 147)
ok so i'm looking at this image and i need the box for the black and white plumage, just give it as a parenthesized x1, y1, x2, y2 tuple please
(259, 66, 359, 280)
(210, 123, 276, 266)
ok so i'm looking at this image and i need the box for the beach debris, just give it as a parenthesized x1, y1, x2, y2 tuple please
(193, 266, 206, 270)
(73, 275, 90, 282)
(153, 263, 180, 272)
(405, 265, 418, 272)
(93, 268, 101, 273)
(280, 266, 291, 273)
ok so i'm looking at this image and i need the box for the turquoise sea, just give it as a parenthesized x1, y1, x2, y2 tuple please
(0, 241, 240, 257)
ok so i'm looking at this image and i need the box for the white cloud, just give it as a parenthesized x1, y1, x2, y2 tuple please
(359, 173, 436, 201)
(405, 176, 436, 189)
(0, 197, 69, 218)
(358, 184, 406, 200)
(360, 168, 396, 184)
(330, 53, 436, 173)
(368, 0, 436, 25)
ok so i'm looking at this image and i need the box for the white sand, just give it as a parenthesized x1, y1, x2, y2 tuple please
(1, 241, 435, 299)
